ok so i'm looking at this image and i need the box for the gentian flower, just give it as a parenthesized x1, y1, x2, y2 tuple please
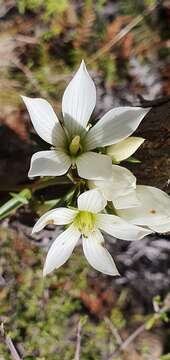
(117, 185, 170, 233)
(22, 60, 150, 180)
(32, 189, 151, 276)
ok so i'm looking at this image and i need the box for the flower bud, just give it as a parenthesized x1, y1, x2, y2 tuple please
(107, 136, 145, 162)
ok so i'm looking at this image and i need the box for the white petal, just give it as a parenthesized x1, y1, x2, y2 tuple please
(113, 191, 140, 209)
(84, 107, 150, 150)
(149, 222, 170, 233)
(107, 136, 145, 162)
(117, 185, 170, 228)
(76, 151, 112, 180)
(82, 229, 119, 275)
(78, 189, 107, 213)
(22, 96, 66, 146)
(111, 165, 139, 208)
(88, 165, 139, 209)
(43, 224, 80, 276)
(28, 150, 71, 177)
(32, 208, 77, 233)
(97, 213, 152, 240)
(62, 60, 96, 135)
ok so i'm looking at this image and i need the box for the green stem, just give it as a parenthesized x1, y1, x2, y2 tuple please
(0, 177, 71, 194)
(0, 189, 31, 221)
(67, 168, 79, 185)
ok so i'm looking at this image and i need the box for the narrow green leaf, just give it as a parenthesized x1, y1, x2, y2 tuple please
(0, 189, 31, 220)
(126, 156, 141, 163)
(145, 315, 156, 330)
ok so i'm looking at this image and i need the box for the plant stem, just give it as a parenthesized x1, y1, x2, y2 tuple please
(0, 177, 71, 194)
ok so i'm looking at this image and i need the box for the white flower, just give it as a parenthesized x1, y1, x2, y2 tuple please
(32, 189, 152, 276)
(117, 185, 170, 233)
(22, 60, 150, 181)
(88, 165, 140, 209)
(106, 136, 145, 163)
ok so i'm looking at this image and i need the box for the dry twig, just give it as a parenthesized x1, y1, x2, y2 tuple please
(11, 59, 48, 98)
(88, 4, 157, 64)
(107, 323, 146, 360)
(104, 317, 123, 346)
(74, 320, 83, 360)
(0, 323, 22, 360)
(107, 298, 170, 360)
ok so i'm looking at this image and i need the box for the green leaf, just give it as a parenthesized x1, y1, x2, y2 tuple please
(10, 192, 30, 205)
(0, 189, 31, 221)
(160, 312, 169, 323)
(145, 315, 156, 330)
(126, 156, 141, 163)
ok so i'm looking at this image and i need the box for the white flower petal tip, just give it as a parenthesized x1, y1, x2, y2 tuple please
(80, 59, 86, 69)
(107, 136, 145, 162)
(42, 268, 47, 277)
(97, 213, 152, 241)
(78, 59, 90, 73)
(21, 95, 26, 102)
(84, 106, 150, 150)
(21, 95, 27, 101)
(32, 208, 77, 234)
(83, 230, 120, 276)
(78, 189, 107, 213)
(43, 264, 55, 277)
(31, 227, 36, 235)
(21, 95, 66, 147)
(31, 221, 44, 235)
(43, 264, 52, 277)
(62, 60, 96, 133)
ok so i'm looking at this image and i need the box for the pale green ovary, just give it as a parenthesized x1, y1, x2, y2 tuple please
(74, 211, 96, 237)
(69, 135, 82, 156)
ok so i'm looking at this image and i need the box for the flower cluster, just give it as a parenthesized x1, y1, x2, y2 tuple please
(22, 60, 170, 276)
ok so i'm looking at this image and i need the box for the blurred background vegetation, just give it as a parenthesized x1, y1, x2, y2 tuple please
(0, 0, 170, 359)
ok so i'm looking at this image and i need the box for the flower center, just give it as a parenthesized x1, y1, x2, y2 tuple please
(74, 210, 96, 236)
(69, 135, 82, 156)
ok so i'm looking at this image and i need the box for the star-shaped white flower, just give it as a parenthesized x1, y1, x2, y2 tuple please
(88, 165, 140, 209)
(117, 185, 170, 233)
(32, 189, 152, 276)
(22, 60, 150, 181)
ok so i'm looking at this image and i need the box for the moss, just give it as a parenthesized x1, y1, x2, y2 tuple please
(0, 230, 112, 358)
